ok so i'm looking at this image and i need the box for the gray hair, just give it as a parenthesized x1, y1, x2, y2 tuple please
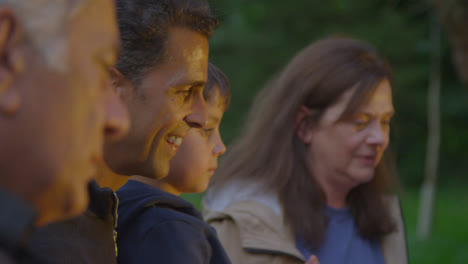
(0, 0, 86, 71)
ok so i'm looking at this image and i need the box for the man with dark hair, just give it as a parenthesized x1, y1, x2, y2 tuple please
(101, 0, 219, 187)
(0, 0, 129, 263)
(29, 0, 221, 263)
(109, 0, 230, 263)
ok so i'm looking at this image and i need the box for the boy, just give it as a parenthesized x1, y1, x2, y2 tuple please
(116, 63, 231, 264)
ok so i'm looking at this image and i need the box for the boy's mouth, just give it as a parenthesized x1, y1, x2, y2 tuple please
(208, 165, 218, 174)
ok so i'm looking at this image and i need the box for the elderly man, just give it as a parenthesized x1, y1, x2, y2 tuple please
(0, 0, 129, 263)
(29, 0, 221, 263)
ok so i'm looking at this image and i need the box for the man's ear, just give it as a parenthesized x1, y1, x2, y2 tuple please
(0, 8, 23, 116)
(109, 66, 134, 103)
(295, 105, 315, 144)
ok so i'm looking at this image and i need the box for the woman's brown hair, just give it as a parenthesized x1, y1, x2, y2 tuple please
(206, 37, 397, 248)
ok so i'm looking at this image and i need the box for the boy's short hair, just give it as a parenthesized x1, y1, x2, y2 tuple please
(204, 63, 231, 111)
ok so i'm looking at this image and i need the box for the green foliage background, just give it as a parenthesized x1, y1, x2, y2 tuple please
(207, 0, 467, 188)
(183, 1, 468, 262)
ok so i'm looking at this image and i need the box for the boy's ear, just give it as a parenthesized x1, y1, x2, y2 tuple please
(0, 8, 24, 116)
(109, 66, 134, 103)
(295, 105, 314, 144)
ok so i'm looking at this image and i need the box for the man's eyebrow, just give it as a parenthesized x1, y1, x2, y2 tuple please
(191, 80, 206, 88)
(172, 80, 206, 88)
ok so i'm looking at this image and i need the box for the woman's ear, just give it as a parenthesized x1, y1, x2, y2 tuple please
(295, 105, 314, 144)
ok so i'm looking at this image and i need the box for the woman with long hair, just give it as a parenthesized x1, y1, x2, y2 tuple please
(203, 37, 408, 264)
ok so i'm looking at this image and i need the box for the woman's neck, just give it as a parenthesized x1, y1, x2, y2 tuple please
(324, 187, 348, 209)
(313, 173, 353, 209)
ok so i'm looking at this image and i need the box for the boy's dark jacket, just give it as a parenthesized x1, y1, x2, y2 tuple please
(116, 180, 231, 264)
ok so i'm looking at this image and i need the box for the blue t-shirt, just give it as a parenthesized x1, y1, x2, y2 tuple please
(296, 206, 385, 264)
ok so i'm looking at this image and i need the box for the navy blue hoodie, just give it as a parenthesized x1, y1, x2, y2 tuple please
(116, 180, 231, 264)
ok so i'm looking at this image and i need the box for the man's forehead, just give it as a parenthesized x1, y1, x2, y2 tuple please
(157, 28, 208, 87)
(165, 27, 209, 62)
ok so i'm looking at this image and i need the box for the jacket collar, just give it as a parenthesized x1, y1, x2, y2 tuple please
(88, 180, 118, 221)
(205, 200, 305, 262)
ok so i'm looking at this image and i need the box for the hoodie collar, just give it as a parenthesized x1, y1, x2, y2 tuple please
(116, 180, 201, 231)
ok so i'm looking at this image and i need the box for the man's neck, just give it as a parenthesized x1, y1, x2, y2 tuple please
(94, 162, 129, 192)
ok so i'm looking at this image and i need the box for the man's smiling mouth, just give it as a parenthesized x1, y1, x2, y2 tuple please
(165, 135, 183, 151)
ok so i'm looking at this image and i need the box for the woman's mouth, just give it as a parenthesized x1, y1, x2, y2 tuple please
(357, 155, 377, 166)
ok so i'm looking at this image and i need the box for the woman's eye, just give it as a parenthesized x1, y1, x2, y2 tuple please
(348, 115, 370, 131)
(355, 119, 367, 125)
(354, 117, 369, 126)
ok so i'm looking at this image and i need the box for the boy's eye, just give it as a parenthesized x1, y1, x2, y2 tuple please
(201, 128, 214, 137)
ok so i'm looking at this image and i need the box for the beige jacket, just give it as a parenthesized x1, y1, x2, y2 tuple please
(204, 196, 408, 264)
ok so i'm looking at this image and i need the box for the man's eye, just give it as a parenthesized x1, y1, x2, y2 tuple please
(178, 88, 192, 99)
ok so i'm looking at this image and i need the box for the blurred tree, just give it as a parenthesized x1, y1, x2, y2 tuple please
(418, 15, 441, 240)
(208, 0, 468, 188)
(432, 0, 468, 84)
